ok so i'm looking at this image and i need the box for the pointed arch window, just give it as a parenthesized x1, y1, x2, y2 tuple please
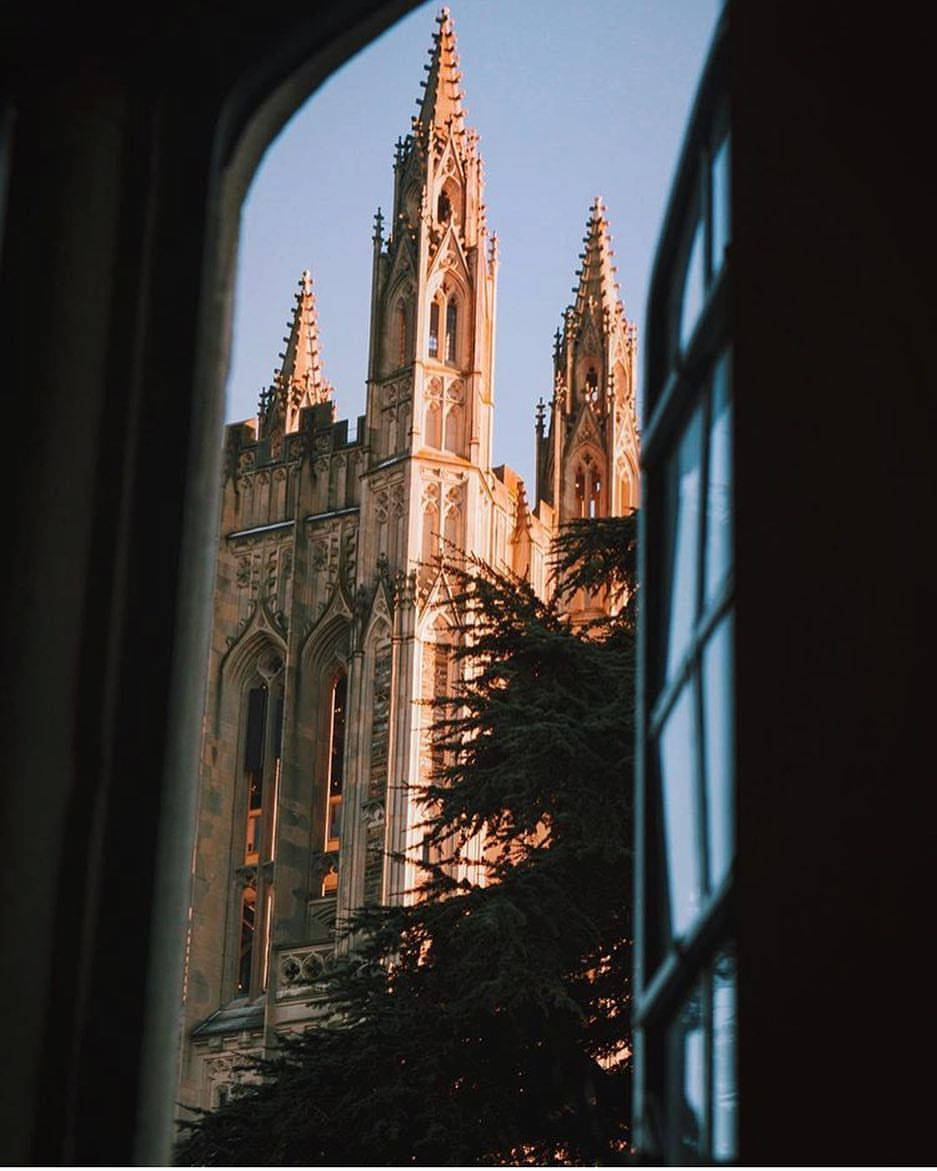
(237, 881, 257, 995)
(446, 298, 458, 363)
(590, 471, 602, 518)
(429, 301, 440, 357)
(437, 190, 452, 224)
(324, 671, 347, 854)
(395, 300, 408, 367)
(235, 656, 284, 997)
(575, 466, 586, 517)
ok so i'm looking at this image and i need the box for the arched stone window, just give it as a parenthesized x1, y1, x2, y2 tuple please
(575, 465, 586, 517)
(236, 881, 257, 995)
(395, 300, 407, 367)
(437, 189, 451, 224)
(429, 300, 440, 357)
(321, 670, 347, 894)
(235, 648, 284, 996)
(446, 298, 458, 363)
(590, 469, 602, 518)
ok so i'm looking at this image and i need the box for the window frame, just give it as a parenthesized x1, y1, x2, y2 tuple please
(635, 12, 735, 1163)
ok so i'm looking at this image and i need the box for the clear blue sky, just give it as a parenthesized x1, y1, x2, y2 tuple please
(226, 0, 719, 489)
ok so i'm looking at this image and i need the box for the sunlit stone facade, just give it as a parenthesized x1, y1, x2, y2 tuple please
(177, 7, 638, 1114)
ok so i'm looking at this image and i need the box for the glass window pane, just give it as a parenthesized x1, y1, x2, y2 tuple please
(659, 685, 702, 938)
(704, 354, 732, 604)
(680, 218, 705, 351)
(712, 949, 738, 1162)
(663, 409, 703, 682)
(711, 135, 731, 277)
(702, 614, 734, 891)
(667, 982, 705, 1163)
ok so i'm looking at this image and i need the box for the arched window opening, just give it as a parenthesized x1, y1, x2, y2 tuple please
(236, 881, 256, 995)
(437, 190, 451, 224)
(586, 365, 599, 403)
(395, 301, 407, 366)
(446, 298, 458, 363)
(429, 300, 440, 357)
(243, 684, 267, 861)
(590, 471, 602, 518)
(325, 672, 347, 853)
(236, 655, 284, 996)
(575, 466, 586, 517)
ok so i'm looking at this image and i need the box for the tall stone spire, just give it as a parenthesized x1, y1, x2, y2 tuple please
(259, 268, 333, 440)
(572, 196, 625, 328)
(415, 7, 466, 137)
(535, 198, 639, 524)
(365, 5, 496, 475)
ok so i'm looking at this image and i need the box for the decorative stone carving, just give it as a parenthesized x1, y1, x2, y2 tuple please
(311, 539, 327, 572)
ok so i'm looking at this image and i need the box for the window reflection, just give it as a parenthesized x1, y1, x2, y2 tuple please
(711, 135, 731, 277)
(704, 354, 732, 604)
(702, 616, 734, 892)
(680, 220, 706, 351)
(660, 686, 702, 938)
(712, 949, 738, 1162)
(664, 409, 703, 681)
(667, 983, 705, 1162)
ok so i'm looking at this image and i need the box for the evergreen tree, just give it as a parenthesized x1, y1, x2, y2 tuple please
(176, 515, 636, 1166)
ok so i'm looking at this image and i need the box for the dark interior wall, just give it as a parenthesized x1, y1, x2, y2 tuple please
(733, 5, 937, 1162)
(0, 2, 416, 1164)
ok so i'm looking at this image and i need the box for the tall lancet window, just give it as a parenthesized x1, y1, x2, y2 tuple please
(446, 299, 458, 364)
(590, 471, 602, 518)
(236, 659, 284, 996)
(395, 301, 407, 367)
(575, 466, 586, 517)
(429, 301, 440, 358)
(437, 190, 452, 224)
(322, 671, 347, 895)
(237, 881, 257, 996)
(243, 685, 267, 862)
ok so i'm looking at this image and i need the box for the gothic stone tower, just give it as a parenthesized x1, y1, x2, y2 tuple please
(536, 196, 639, 524)
(176, 8, 556, 1114)
(535, 197, 639, 619)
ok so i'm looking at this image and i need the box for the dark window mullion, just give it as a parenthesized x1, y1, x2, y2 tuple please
(695, 376, 713, 897)
(703, 966, 714, 1160)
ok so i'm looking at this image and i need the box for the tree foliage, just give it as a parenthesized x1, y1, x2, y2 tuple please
(176, 514, 637, 1166)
